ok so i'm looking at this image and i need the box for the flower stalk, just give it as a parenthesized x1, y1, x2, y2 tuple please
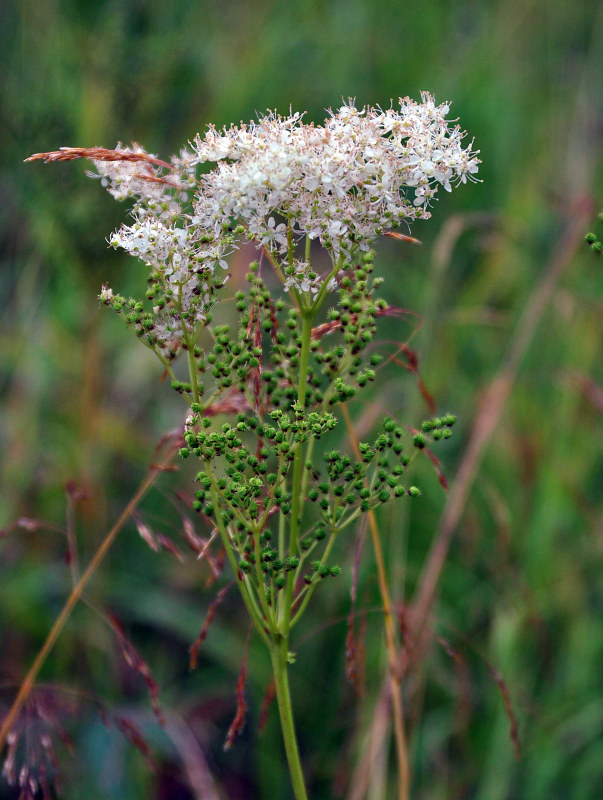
(270, 637, 309, 800)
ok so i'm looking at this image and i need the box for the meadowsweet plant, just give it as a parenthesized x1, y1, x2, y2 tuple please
(26, 94, 479, 799)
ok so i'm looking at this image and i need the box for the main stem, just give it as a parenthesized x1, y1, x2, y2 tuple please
(273, 298, 316, 798)
(282, 308, 314, 634)
(270, 637, 309, 800)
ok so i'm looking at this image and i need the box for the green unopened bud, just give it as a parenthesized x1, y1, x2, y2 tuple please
(413, 433, 427, 449)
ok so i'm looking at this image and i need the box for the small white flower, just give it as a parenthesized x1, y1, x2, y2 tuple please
(99, 285, 114, 301)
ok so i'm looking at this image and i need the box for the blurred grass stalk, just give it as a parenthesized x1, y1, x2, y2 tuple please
(0, 435, 178, 752)
(343, 197, 593, 798)
(408, 198, 595, 658)
(342, 403, 410, 800)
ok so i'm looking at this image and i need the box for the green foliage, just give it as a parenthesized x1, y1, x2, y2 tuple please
(1, 1, 603, 798)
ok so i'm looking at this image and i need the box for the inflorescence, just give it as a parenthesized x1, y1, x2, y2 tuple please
(88, 95, 479, 360)
(29, 93, 476, 631)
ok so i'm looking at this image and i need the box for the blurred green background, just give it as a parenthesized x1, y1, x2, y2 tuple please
(1, 0, 603, 798)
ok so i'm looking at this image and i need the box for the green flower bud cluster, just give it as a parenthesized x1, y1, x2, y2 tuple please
(305, 561, 342, 583)
(99, 258, 232, 363)
(585, 210, 603, 256)
(152, 258, 390, 413)
(96, 228, 461, 637)
(160, 270, 311, 411)
(417, 413, 457, 444)
(263, 405, 338, 449)
(184, 404, 337, 527)
(317, 255, 388, 406)
(193, 322, 266, 399)
(240, 271, 323, 408)
(100, 292, 177, 354)
(103, 255, 459, 630)
(238, 540, 301, 600)
(305, 417, 412, 527)
(197, 256, 389, 416)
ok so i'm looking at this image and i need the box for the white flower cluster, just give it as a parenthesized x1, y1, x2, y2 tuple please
(92, 95, 478, 355)
(184, 93, 479, 261)
(90, 148, 234, 354)
(90, 143, 189, 215)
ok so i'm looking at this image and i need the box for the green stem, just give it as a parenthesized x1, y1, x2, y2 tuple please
(310, 261, 341, 314)
(282, 309, 314, 633)
(241, 573, 271, 636)
(186, 338, 200, 406)
(263, 245, 303, 310)
(206, 475, 273, 646)
(176, 286, 201, 407)
(290, 524, 338, 627)
(153, 349, 179, 388)
(270, 636, 309, 800)
(251, 522, 278, 627)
